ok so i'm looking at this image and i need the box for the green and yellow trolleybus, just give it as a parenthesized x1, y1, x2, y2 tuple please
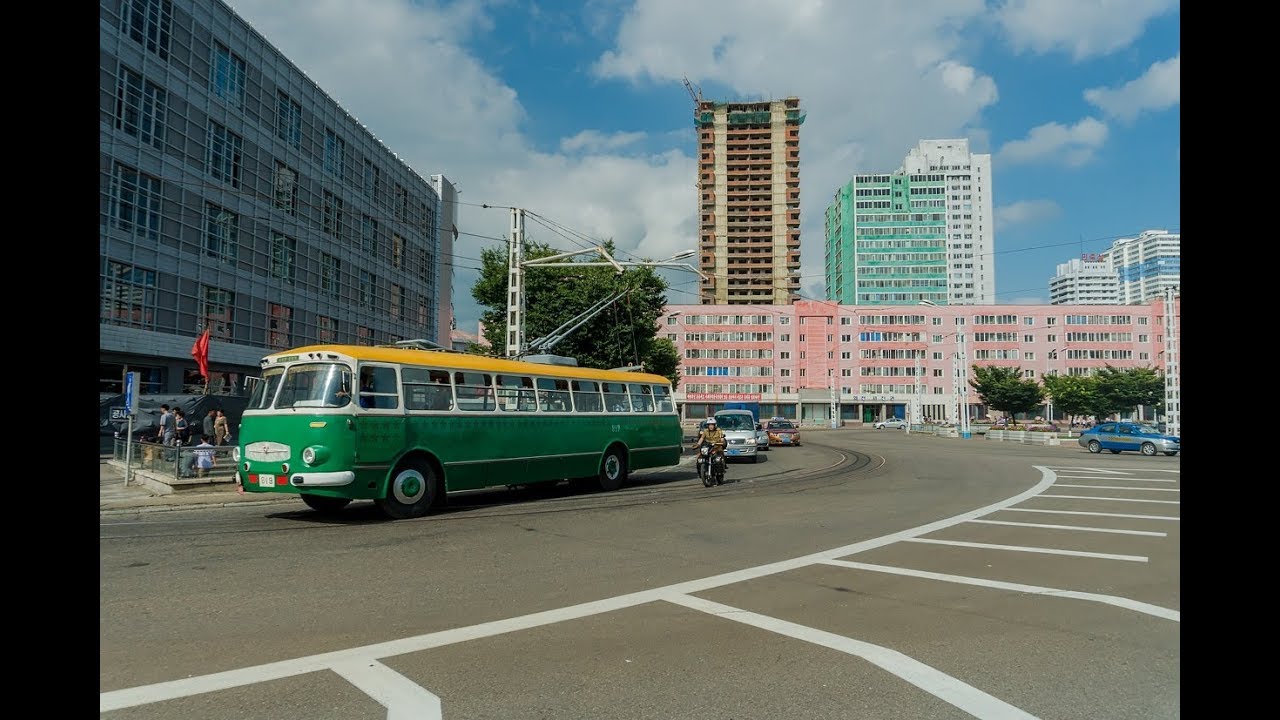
(232, 342, 682, 519)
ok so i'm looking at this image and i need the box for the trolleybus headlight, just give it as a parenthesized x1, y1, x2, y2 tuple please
(302, 446, 329, 466)
(232, 446, 241, 463)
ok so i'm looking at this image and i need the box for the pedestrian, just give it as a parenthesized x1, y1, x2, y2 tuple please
(156, 404, 175, 445)
(173, 407, 190, 446)
(192, 435, 216, 477)
(203, 408, 216, 442)
(213, 409, 230, 446)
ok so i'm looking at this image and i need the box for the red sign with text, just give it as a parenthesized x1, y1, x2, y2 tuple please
(685, 393, 762, 401)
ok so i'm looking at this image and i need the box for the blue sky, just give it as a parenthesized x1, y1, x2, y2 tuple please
(226, 0, 1180, 332)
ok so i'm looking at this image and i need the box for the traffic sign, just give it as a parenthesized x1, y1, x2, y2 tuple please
(110, 406, 130, 421)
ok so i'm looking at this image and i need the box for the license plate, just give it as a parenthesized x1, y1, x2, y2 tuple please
(256, 474, 277, 488)
(782, 437, 792, 444)
(727, 448, 741, 455)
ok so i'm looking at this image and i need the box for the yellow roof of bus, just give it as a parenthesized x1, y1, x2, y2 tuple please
(263, 345, 672, 385)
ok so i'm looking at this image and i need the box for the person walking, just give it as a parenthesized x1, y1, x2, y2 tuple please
(156, 404, 175, 446)
(213, 409, 230, 446)
(203, 409, 217, 444)
(173, 407, 190, 446)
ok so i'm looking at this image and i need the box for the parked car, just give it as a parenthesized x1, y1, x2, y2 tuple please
(755, 423, 770, 451)
(873, 418, 909, 430)
(764, 418, 801, 446)
(1077, 421, 1180, 456)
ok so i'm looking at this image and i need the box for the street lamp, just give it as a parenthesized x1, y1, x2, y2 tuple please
(1046, 347, 1066, 426)
(918, 301, 969, 438)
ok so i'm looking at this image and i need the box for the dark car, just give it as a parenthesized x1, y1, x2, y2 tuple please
(764, 418, 801, 446)
(1077, 421, 1180, 456)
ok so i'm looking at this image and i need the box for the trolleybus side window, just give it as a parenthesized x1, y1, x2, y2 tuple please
(536, 377, 572, 412)
(602, 382, 630, 412)
(627, 383, 654, 412)
(358, 365, 400, 409)
(454, 371, 495, 411)
(403, 367, 453, 411)
(571, 379, 603, 412)
(497, 374, 537, 412)
(247, 368, 285, 409)
(652, 384, 674, 412)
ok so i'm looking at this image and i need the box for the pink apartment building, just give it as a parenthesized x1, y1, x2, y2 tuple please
(660, 296, 1180, 425)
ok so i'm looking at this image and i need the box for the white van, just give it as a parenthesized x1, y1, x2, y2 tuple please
(713, 409, 760, 463)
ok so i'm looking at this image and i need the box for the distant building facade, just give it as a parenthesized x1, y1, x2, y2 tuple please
(694, 97, 804, 304)
(825, 139, 994, 306)
(661, 296, 1179, 425)
(1049, 255, 1120, 305)
(99, 0, 452, 395)
(1108, 229, 1180, 304)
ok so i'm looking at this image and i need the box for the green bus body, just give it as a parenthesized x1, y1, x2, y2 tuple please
(234, 344, 681, 518)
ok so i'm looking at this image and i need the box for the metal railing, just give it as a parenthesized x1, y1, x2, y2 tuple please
(112, 438, 237, 480)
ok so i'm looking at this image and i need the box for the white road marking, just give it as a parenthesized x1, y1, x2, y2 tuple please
(1001, 508, 1179, 521)
(820, 560, 1179, 621)
(330, 660, 443, 720)
(1053, 484, 1179, 492)
(966, 519, 1166, 536)
(103, 465, 1173, 715)
(1038, 494, 1179, 505)
(904, 537, 1147, 562)
(665, 594, 1039, 720)
(1050, 476, 1176, 483)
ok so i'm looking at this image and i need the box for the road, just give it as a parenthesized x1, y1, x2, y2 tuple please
(101, 429, 1179, 719)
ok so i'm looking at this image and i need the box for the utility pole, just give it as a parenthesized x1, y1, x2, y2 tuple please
(909, 346, 920, 435)
(958, 331, 971, 438)
(505, 208, 526, 358)
(1163, 286, 1179, 437)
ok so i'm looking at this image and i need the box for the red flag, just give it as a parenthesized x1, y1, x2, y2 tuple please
(191, 329, 211, 380)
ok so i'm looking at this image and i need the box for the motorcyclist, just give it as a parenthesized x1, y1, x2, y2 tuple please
(693, 417, 726, 452)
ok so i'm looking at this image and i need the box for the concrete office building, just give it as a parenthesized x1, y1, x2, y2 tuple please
(1049, 255, 1120, 305)
(661, 296, 1179, 425)
(694, 97, 805, 305)
(1108, 229, 1180, 304)
(99, 0, 455, 395)
(825, 139, 994, 306)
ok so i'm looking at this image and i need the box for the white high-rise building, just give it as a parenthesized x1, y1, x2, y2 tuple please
(1107, 229, 1180, 304)
(1049, 255, 1119, 305)
(900, 139, 995, 304)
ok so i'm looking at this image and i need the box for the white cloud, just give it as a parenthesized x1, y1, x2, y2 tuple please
(997, 117, 1109, 167)
(1084, 54, 1180, 123)
(995, 199, 1062, 230)
(994, 0, 1179, 61)
(560, 130, 647, 154)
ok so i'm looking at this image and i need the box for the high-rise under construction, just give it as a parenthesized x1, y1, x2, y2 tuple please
(694, 97, 804, 304)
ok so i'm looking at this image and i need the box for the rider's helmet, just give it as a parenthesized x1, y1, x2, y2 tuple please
(706, 417, 717, 426)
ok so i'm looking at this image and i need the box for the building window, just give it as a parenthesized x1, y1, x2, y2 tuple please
(207, 122, 243, 188)
(271, 233, 296, 282)
(323, 191, 344, 237)
(394, 184, 408, 221)
(359, 271, 374, 306)
(204, 204, 238, 263)
(392, 234, 404, 268)
(361, 215, 379, 255)
(121, 0, 172, 60)
(268, 303, 292, 350)
(276, 92, 302, 149)
(274, 162, 297, 215)
(417, 294, 428, 327)
(363, 159, 381, 202)
(318, 315, 337, 344)
(357, 325, 372, 346)
(320, 253, 339, 297)
(210, 42, 246, 107)
(201, 286, 234, 340)
(323, 129, 346, 180)
(109, 162, 162, 240)
(390, 284, 403, 319)
(114, 65, 166, 149)
(102, 261, 157, 329)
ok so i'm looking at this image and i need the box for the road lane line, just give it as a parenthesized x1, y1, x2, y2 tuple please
(965, 519, 1166, 536)
(665, 594, 1039, 720)
(819, 560, 1179, 621)
(904, 537, 1147, 562)
(1001, 508, 1179, 521)
(1037, 494, 1179, 504)
(1053, 484, 1179, 492)
(1050, 477, 1176, 483)
(330, 660, 443, 720)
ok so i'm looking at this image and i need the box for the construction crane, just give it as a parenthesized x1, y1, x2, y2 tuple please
(682, 76, 703, 108)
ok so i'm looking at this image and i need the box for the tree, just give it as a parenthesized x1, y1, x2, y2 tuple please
(1092, 365, 1165, 420)
(1041, 374, 1097, 425)
(470, 240, 680, 386)
(969, 365, 1046, 425)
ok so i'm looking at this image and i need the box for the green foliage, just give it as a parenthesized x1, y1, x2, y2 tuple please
(969, 365, 1046, 423)
(470, 240, 680, 386)
(1091, 365, 1166, 419)
(1041, 373, 1097, 424)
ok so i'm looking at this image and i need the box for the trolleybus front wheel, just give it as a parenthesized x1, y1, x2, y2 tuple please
(375, 458, 441, 520)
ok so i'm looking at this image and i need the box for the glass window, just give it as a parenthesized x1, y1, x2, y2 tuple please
(652, 384, 674, 412)
(403, 367, 453, 411)
(571, 380, 603, 412)
(247, 367, 284, 410)
(602, 382, 629, 412)
(207, 121, 243, 187)
(627, 383, 654, 412)
(357, 366, 399, 410)
(274, 363, 353, 409)
(454, 371, 494, 411)
(276, 92, 302, 148)
(537, 378, 572, 412)
(210, 42, 246, 107)
(121, 0, 172, 60)
(496, 375, 537, 412)
(115, 64, 166, 149)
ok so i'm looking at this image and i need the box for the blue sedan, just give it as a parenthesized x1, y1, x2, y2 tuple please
(1077, 422, 1180, 456)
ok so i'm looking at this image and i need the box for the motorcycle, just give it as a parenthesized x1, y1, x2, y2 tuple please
(696, 441, 727, 487)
